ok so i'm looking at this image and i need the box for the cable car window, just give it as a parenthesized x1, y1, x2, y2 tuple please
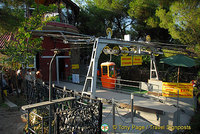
(103, 66, 107, 75)
(109, 65, 115, 77)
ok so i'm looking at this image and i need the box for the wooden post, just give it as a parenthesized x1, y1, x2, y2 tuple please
(177, 67, 180, 83)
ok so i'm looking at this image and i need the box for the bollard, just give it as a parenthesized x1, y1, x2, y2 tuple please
(131, 93, 134, 123)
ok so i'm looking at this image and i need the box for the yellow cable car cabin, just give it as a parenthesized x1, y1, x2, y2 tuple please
(100, 62, 117, 89)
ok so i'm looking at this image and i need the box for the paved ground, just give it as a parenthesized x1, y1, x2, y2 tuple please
(56, 81, 190, 113)
(0, 107, 25, 134)
(102, 103, 153, 133)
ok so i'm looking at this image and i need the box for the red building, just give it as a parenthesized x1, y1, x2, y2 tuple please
(37, 22, 79, 82)
(35, 0, 80, 82)
(0, 0, 83, 83)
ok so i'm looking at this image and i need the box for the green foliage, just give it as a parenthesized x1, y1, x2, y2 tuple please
(0, 5, 24, 34)
(77, 0, 132, 38)
(127, 0, 172, 42)
(156, 0, 200, 55)
(76, 0, 200, 58)
(0, 2, 58, 69)
(77, 4, 111, 37)
(162, 49, 187, 57)
(190, 111, 200, 133)
(128, 0, 157, 21)
(142, 55, 150, 67)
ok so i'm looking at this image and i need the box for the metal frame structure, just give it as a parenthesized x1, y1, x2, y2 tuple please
(32, 29, 188, 99)
(82, 37, 160, 98)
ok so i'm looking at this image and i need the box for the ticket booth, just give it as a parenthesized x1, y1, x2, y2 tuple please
(101, 62, 117, 89)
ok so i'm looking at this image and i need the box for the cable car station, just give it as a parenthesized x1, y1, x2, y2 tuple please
(27, 26, 195, 133)
(82, 29, 161, 98)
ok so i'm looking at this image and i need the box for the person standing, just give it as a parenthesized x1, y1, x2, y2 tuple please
(25, 69, 32, 81)
(30, 68, 36, 82)
(0, 73, 5, 101)
(36, 69, 43, 84)
(16, 67, 22, 90)
(2, 74, 8, 96)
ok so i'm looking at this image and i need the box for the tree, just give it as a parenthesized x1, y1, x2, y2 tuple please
(0, 1, 58, 69)
(0, 0, 25, 34)
(77, 4, 111, 37)
(77, 0, 132, 38)
(155, 0, 200, 55)
(93, 0, 133, 38)
(128, 0, 173, 41)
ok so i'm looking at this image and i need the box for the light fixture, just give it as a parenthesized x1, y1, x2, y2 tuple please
(63, 40, 68, 44)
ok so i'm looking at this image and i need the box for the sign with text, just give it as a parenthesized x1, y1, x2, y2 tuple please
(121, 56, 132, 66)
(72, 64, 79, 69)
(133, 56, 142, 65)
(162, 82, 193, 98)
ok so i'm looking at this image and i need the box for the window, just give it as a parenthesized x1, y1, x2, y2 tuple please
(102, 66, 107, 75)
(109, 65, 115, 77)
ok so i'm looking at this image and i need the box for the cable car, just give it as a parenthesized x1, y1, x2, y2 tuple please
(101, 62, 117, 89)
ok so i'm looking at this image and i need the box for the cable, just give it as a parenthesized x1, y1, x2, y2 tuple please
(102, 107, 113, 122)
(115, 106, 131, 125)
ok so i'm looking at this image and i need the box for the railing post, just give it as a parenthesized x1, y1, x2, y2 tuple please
(131, 93, 134, 123)
(56, 113, 60, 134)
(49, 51, 59, 134)
(112, 98, 115, 133)
(177, 89, 180, 126)
(42, 117, 44, 134)
(27, 110, 30, 134)
(139, 82, 141, 92)
(98, 101, 102, 134)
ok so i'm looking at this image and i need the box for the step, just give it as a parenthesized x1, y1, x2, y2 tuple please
(5, 98, 17, 108)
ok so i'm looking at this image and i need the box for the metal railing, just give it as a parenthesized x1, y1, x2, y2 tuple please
(22, 80, 102, 134)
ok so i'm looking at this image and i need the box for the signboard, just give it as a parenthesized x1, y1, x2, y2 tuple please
(133, 56, 142, 65)
(72, 74, 80, 83)
(121, 56, 132, 66)
(72, 64, 79, 69)
(162, 82, 193, 98)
